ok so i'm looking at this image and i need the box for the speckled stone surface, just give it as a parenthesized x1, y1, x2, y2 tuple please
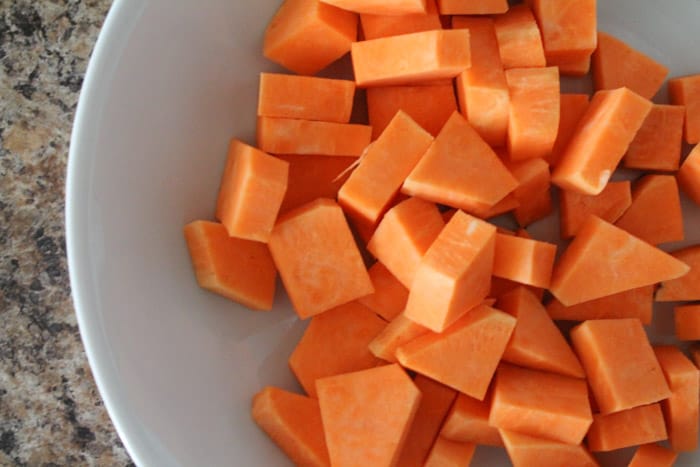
(0, 1, 133, 465)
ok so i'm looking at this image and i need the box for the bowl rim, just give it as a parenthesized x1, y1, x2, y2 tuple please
(65, 0, 148, 465)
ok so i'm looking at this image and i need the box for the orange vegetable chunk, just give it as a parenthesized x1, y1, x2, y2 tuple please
(494, 5, 546, 69)
(555, 54, 592, 76)
(500, 429, 599, 467)
(438, 0, 507, 14)
(531, 0, 597, 74)
(423, 437, 476, 467)
(498, 287, 584, 378)
(624, 105, 685, 171)
(669, 74, 700, 144)
(358, 262, 409, 321)
(592, 32, 669, 100)
(489, 276, 544, 302)
(321, 0, 427, 14)
(675, 305, 700, 341)
(586, 403, 667, 452)
(351, 30, 471, 87)
(559, 181, 631, 239)
(552, 88, 653, 196)
(472, 192, 520, 220)
(252, 387, 330, 467)
(656, 246, 700, 301)
(366, 84, 457, 139)
(397, 375, 458, 467)
(442, 393, 503, 447)
(360, 0, 441, 40)
(269, 199, 373, 319)
(397, 304, 516, 399)
(493, 234, 557, 288)
(507, 158, 553, 227)
(263, 0, 358, 75)
(257, 73, 355, 123)
(546, 286, 654, 325)
(505, 66, 560, 161)
(628, 444, 678, 467)
(338, 111, 433, 226)
(549, 216, 689, 306)
(316, 364, 421, 467)
(678, 144, 700, 206)
(615, 175, 684, 245)
(369, 313, 430, 363)
(403, 111, 518, 214)
(547, 93, 589, 167)
(289, 301, 385, 397)
(215, 140, 288, 243)
(367, 197, 444, 288)
(257, 117, 371, 157)
(183, 221, 276, 310)
(404, 211, 496, 332)
(653, 345, 700, 451)
(490, 364, 592, 445)
(277, 154, 355, 214)
(453, 17, 509, 147)
(570, 319, 671, 414)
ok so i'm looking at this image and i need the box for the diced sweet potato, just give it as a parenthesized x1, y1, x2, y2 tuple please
(289, 301, 385, 397)
(570, 319, 671, 414)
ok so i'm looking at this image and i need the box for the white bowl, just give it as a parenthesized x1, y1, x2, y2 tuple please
(67, 1, 700, 465)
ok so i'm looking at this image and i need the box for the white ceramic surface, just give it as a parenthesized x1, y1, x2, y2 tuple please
(66, 1, 700, 465)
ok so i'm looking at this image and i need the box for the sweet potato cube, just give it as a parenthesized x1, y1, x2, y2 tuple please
(404, 211, 496, 332)
(615, 175, 684, 245)
(653, 345, 700, 451)
(498, 287, 584, 378)
(586, 403, 667, 452)
(252, 387, 330, 466)
(570, 319, 671, 414)
(183, 221, 276, 310)
(263, 0, 358, 75)
(316, 364, 421, 467)
(624, 105, 685, 171)
(500, 429, 598, 467)
(257, 117, 371, 157)
(269, 199, 373, 319)
(546, 286, 653, 325)
(367, 197, 444, 289)
(559, 181, 631, 239)
(493, 234, 557, 289)
(397, 304, 516, 400)
(338, 111, 433, 226)
(669, 73, 700, 144)
(552, 88, 652, 196)
(257, 73, 355, 123)
(396, 375, 458, 467)
(289, 301, 385, 397)
(351, 30, 471, 87)
(549, 216, 689, 306)
(592, 31, 669, 99)
(490, 364, 592, 445)
(215, 140, 288, 243)
(442, 393, 503, 447)
(358, 262, 409, 321)
(453, 17, 509, 147)
(656, 246, 700, 302)
(403, 111, 518, 214)
(628, 444, 678, 467)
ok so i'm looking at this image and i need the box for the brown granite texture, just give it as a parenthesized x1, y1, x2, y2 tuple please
(0, 1, 133, 465)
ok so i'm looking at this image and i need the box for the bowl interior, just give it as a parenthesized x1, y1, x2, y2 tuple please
(67, 0, 700, 465)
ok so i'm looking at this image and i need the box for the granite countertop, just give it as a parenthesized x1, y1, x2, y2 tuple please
(1, 1, 132, 465)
